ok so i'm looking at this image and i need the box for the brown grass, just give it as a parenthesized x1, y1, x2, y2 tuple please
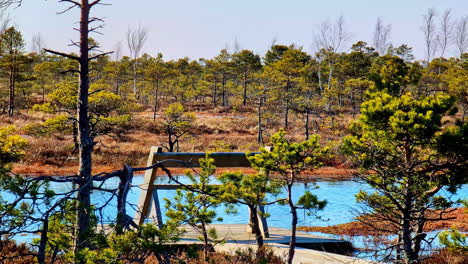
(5, 109, 353, 179)
(298, 208, 468, 236)
(421, 248, 468, 264)
(0, 239, 35, 264)
(143, 246, 285, 264)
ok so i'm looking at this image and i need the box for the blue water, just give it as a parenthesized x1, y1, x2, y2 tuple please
(2, 175, 467, 245)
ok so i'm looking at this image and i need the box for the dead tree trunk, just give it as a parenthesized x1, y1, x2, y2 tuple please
(75, 0, 93, 255)
(42, 0, 112, 259)
(116, 165, 135, 234)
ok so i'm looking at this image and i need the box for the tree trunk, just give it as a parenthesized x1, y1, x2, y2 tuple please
(115, 74, 120, 96)
(116, 165, 134, 234)
(304, 110, 310, 140)
(8, 58, 14, 117)
(257, 93, 263, 144)
(222, 73, 227, 106)
(402, 191, 417, 263)
(212, 77, 217, 106)
(75, 0, 93, 258)
(287, 183, 298, 264)
(413, 212, 426, 260)
(242, 70, 247, 105)
(167, 130, 175, 152)
(37, 215, 49, 264)
(201, 221, 209, 258)
(284, 78, 290, 129)
(248, 205, 264, 247)
(153, 79, 159, 121)
(132, 60, 137, 97)
(41, 80, 46, 103)
(317, 65, 323, 94)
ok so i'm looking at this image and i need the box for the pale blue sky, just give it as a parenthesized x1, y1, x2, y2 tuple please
(8, 0, 468, 60)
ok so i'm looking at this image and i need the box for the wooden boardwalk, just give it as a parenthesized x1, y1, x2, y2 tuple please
(177, 224, 372, 264)
(215, 243, 373, 264)
(178, 224, 350, 251)
(134, 148, 372, 263)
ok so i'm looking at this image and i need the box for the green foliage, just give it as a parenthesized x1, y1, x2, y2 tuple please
(247, 130, 327, 263)
(0, 126, 27, 171)
(165, 156, 222, 250)
(34, 200, 103, 263)
(297, 191, 327, 211)
(32, 102, 56, 113)
(80, 248, 120, 264)
(108, 223, 181, 262)
(264, 45, 290, 65)
(24, 114, 72, 136)
(248, 130, 327, 178)
(439, 228, 467, 253)
(218, 172, 282, 208)
(368, 55, 420, 96)
(31, 81, 132, 141)
(162, 102, 196, 151)
(342, 90, 468, 262)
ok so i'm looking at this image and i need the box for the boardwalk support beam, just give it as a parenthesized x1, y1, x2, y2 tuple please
(134, 146, 270, 238)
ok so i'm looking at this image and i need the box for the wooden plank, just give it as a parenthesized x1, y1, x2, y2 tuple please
(134, 146, 163, 225)
(215, 243, 371, 264)
(154, 152, 259, 167)
(150, 184, 220, 190)
(149, 187, 163, 228)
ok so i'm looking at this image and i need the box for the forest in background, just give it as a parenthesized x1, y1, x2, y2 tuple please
(0, 1, 466, 263)
(0, 12, 467, 173)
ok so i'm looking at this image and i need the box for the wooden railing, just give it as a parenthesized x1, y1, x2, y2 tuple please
(134, 146, 270, 238)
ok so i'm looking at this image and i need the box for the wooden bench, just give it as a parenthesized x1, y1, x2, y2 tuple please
(134, 146, 270, 238)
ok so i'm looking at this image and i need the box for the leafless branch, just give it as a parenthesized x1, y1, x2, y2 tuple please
(436, 9, 452, 58)
(421, 8, 438, 63)
(44, 48, 80, 61)
(88, 51, 113, 61)
(373, 17, 392, 55)
(454, 16, 468, 57)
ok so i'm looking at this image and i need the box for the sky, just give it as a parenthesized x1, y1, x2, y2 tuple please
(7, 0, 468, 61)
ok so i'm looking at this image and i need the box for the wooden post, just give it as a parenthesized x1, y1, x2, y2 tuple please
(149, 186, 163, 228)
(258, 205, 269, 238)
(134, 146, 271, 239)
(134, 146, 162, 225)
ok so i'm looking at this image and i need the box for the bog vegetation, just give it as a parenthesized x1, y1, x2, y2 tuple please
(0, 0, 466, 263)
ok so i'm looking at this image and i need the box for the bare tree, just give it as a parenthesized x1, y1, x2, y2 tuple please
(373, 17, 392, 55)
(40, 1, 112, 258)
(436, 9, 452, 58)
(0, 0, 20, 8)
(233, 36, 240, 53)
(126, 25, 147, 97)
(31, 32, 45, 54)
(0, 9, 9, 33)
(454, 16, 468, 57)
(313, 15, 351, 110)
(0, 0, 114, 258)
(314, 15, 350, 55)
(421, 8, 438, 63)
(113, 40, 122, 61)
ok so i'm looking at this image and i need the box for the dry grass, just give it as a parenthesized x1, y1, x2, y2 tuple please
(0, 239, 35, 264)
(298, 208, 468, 236)
(422, 248, 468, 264)
(143, 246, 285, 264)
(4, 109, 353, 177)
